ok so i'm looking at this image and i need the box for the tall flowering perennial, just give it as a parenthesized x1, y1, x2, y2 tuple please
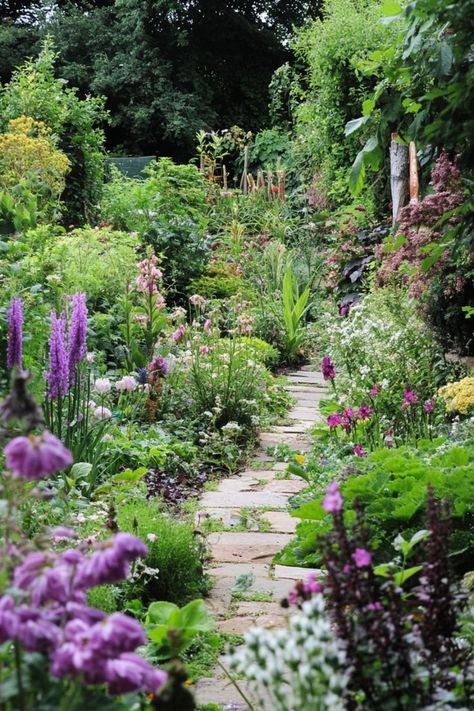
(7, 297, 23, 370)
(279, 480, 474, 709)
(45, 311, 69, 399)
(136, 255, 163, 296)
(321, 355, 336, 381)
(0, 430, 168, 703)
(67, 292, 88, 382)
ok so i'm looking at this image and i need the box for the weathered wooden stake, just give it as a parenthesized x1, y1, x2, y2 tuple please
(222, 164, 228, 190)
(409, 141, 419, 204)
(390, 133, 408, 225)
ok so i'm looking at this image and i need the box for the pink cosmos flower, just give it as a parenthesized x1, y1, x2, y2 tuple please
(353, 444, 366, 458)
(4, 432, 73, 480)
(352, 548, 372, 568)
(322, 481, 343, 513)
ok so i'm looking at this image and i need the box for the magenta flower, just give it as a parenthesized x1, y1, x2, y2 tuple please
(367, 601, 382, 611)
(67, 292, 87, 383)
(303, 572, 322, 594)
(424, 399, 435, 414)
(352, 548, 372, 568)
(369, 383, 381, 398)
(341, 408, 354, 433)
(7, 297, 23, 370)
(357, 402, 372, 420)
(4, 431, 73, 480)
(15, 606, 60, 652)
(321, 356, 336, 381)
(401, 390, 418, 411)
(105, 653, 168, 695)
(46, 311, 69, 399)
(327, 412, 343, 429)
(0, 595, 18, 644)
(338, 304, 349, 317)
(322, 481, 343, 513)
(353, 444, 366, 458)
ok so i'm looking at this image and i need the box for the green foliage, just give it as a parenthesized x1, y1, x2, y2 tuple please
(188, 263, 254, 302)
(101, 160, 209, 298)
(117, 498, 208, 605)
(145, 599, 213, 661)
(280, 435, 474, 572)
(249, 128, 290, 172)
(235, 336, 279, 368)
(292, 0, 395, 208)
(0, 37, 107, 223)
(281, 265, 310, 364)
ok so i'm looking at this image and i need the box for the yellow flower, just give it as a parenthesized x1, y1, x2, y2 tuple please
(295, 454, 305, 465)
(184, 679, 193, 686)
(438, 376, 474, 414)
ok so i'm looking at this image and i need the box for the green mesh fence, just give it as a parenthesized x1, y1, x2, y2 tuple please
(106, 155, 156, 178)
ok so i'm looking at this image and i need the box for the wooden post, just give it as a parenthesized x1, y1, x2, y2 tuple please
(390, 133, 408, 225)
(256, 169, 264, 191)
(409, 141, 419, 204)
(277, 170, 286, 202)
(240, 145, 249, 195)
(199, 153, 205, 175)
(267, 170, 273, 199)
(222, 164, 228, 190)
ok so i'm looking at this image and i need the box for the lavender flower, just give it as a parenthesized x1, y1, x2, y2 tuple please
(424, 399, 435, 414)
(67, 292, 87, 382)
(89, 613, 146, 655)
(46, 311, 69, 399)
(352, 548, 372, 567)
(7, 297, 23, 370)
(0, 595, 18, 643)
(149, 355, 168, 378)
(105, 653, 168, 695)
(4, 431, 73, 480)
(76, 533, 147, 588)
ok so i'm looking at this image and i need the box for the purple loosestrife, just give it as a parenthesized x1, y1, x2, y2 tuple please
(46, 311, 69, 399)
(7, 297, 23, 370)
(4, 431, 73, 480)
(67, 292, 88, 382)
(321, 355, 336, 381)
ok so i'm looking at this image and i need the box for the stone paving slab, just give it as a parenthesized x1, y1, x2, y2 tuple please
(195, 677, 253, 709)
(261, 510, 297, 533)
(261, 479, 306, 495)
(274, 564, 321, 580)
(237, 467, 286, 478)
(271, 423, 309, 434)
(208, 562, 271, 578)
(208, 532, 293, 563)
(201, 491, 288, 509)
(215, 477, 261, 493)
(216, 612, 288, 635)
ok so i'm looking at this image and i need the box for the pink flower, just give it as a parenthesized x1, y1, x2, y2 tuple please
(367, 601, 382, 611)
(4, 432, 73, 480)
(321, 356, 336, 381)
(199, 345, 210, 355)
(322, 481, 343, 513)
(327, 412, 343, 429)
(135, 314, 150, 327)
(352, 548, 372, 568)
(357, 402, 372, 420)
(424, 399, 435, 414)
(369, 384, 381, 398)
(401, 390, 418, 411)
(189, 294, 206, 308)
(115, 376, 137, 392)
(353, 444, 366, 458)
(172, 325, 186, 343)
(94, 406, 112, 420)
(303, 572, 322, 595)
(204, 319, 212, 332)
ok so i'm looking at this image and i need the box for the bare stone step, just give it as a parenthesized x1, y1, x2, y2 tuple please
(215, 478, 261, 493)
(271, 424, 308, 434)
(261, 479, 306, 495)
(286, 372, 325, 385)
(217, 612, 288, 635)
(201, 508, 242, 527)
(209, 532, 292, 563)
(274, 564, 321, 581)
(208, 562, 271, 578)
(201, 491, 288, 509)
(236, 600, 285, 617)
(237, 468, 286, 479)
(289, 408, 321, 421)
(259, 434, 310, 451)
(261, 510, 297, 533)
(195, 677, 252, 709)
(285, 384, 327, 394)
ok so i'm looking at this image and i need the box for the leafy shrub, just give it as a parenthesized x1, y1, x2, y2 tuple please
(280, 435, 474, 573)
(236, 336, 279, 368)
(101, 159, 209, 298)
(9, 225, 139, 312)
(0, 116, 69, 223)
(0, 38, 107, 224)
(116, 498, 208, 606)
(188, 263, 254, 301)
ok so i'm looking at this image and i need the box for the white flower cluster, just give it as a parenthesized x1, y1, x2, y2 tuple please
(226, 594, 348, 710)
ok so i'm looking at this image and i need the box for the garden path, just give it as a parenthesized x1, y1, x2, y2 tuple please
(195, 365, 324, 709)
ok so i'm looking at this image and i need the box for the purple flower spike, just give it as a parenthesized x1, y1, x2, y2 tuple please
(424, 399, 435, 414)
(4, 431, 73, 480)
(46, 311, 69, 399)
(67, 293, 88, 382)
(7, 297, 23, 370)
(322, 481, 343, 513)
(327, 412, 343, 429)
(321, 356, 336, 381)
(77, 533, 147, 588)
